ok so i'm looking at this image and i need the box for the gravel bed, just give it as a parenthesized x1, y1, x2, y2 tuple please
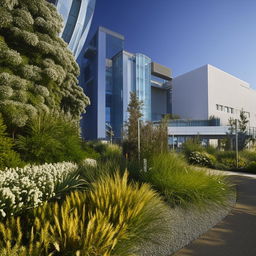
(138, 194, 236, 256)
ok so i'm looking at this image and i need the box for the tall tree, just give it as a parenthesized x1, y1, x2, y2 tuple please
(0, 0, 89, 136)
(123, 92, 143, 159)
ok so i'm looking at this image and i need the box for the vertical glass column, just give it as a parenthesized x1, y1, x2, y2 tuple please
(135, 54, 151, 121)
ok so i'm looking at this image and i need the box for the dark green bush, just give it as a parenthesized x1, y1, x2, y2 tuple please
(16, 112, 86, 164)
(0, 115, 24, 169)
(246, 161, 256, 173)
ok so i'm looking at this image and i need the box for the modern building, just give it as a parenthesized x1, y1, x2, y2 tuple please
(172, 64, 256, 127)
(48, 0, 96, 59)
(170, 64, 256, 147)
(81, 27, 172, 140)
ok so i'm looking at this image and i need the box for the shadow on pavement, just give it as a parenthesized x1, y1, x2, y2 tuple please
(174, 175, 256, 256)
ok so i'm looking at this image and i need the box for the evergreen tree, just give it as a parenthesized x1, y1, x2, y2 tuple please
(0, 0, 89, 136)
(123, 92, 143, 159)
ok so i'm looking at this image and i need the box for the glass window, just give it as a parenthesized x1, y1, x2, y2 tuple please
(62, 0, 82, 43)
(106, 107, 111, 123)
(230, 108, 234, 114)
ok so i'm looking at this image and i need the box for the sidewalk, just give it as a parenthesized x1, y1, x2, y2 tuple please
(174, 174, 256, 256)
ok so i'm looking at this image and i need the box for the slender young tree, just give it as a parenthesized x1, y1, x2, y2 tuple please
(123, 92, 143, 159)
(0, 0, 90, 136)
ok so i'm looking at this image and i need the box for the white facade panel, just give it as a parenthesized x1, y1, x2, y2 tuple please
(172, 65, 209, 120)
(207, 65, 256, 127)
(172, 64, 256, 128)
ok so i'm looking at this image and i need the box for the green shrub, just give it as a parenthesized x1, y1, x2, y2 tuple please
(144, 153, 233, 208)
(0, 171, 167, 256)
(246, 161, 256, 173)
(0, 114, 24, 169)
(205, 145, 218, 155)
(81, 142, 101, 160)
(182, 138, 204, 158)
(16, 112, 86, 164)
(188, 151, 216, 167)
(102, 144, 122, 161)
(240, 150, 256, 162)
(220, 157, 247, 170)
(215, 150, 236, 160)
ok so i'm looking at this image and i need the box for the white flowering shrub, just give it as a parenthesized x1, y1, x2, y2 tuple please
(0, 0, 90, 136)
(0, 162, 78, 218)
(188, 151, 216, 167)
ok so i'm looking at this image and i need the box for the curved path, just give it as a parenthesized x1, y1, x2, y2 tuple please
(174, 172, 256, 256)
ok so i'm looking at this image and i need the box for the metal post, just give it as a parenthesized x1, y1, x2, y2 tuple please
(138, 119, 141, 162)
(235, 119, 239, 168)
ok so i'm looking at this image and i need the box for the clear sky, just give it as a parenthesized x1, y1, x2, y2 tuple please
(88, 0, 256, 88)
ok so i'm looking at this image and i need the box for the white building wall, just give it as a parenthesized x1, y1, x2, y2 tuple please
(172, 64, 256, 128)
(207, 65, 256, 127)
(172, 65, 209, 120)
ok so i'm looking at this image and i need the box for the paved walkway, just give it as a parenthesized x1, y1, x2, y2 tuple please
(174, 172, 256, 256)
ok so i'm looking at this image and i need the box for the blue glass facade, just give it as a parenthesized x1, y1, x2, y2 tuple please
(82, 27, 172, 141)
(81, 27, 124, 140)
(50, 0, 96, 59)
(135, 54, 152, 121)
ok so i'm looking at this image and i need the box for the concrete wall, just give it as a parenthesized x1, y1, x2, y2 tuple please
(208, 65, 256, 127)
(172, 65, 209, 120)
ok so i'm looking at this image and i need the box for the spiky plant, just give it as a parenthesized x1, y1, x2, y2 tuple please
(0, 171, 167, 256)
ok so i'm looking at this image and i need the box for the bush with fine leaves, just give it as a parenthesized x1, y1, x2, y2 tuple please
(16, 112, 86, 164)
(0, 114, 24, 169)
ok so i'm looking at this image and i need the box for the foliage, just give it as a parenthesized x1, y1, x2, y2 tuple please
(123, 92, 143, 160)
(246, 161, 256, 173)
(123, 92, 169, 160)
(0, 0, 89, 136)
(240, 150, 256, 162)
(81, 142, 101, 160)
(188, 151, 216, 167)
(0, 114, 24, 169)
(140, 117, 169, 159)
(0, 171, 167, 256)
(0, 161, 79, 219)
(218, 156, 247, 170)
(228, 110, 250, 150)
(101, 144, 122, 161)
(182, 137, 203, 158)
(143, 153, 233, 208)
(16, 112, 86, 164)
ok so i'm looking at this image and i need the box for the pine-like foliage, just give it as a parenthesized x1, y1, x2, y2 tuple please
(0, 114, 23, 169)
(0, 0, 90, 134)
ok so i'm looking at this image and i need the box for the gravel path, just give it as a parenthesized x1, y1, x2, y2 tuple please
(174, 172, 256, 256)
(138, 169, 236, 256)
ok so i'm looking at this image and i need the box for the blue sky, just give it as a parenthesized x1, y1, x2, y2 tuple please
(88, 0, 256, 88)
